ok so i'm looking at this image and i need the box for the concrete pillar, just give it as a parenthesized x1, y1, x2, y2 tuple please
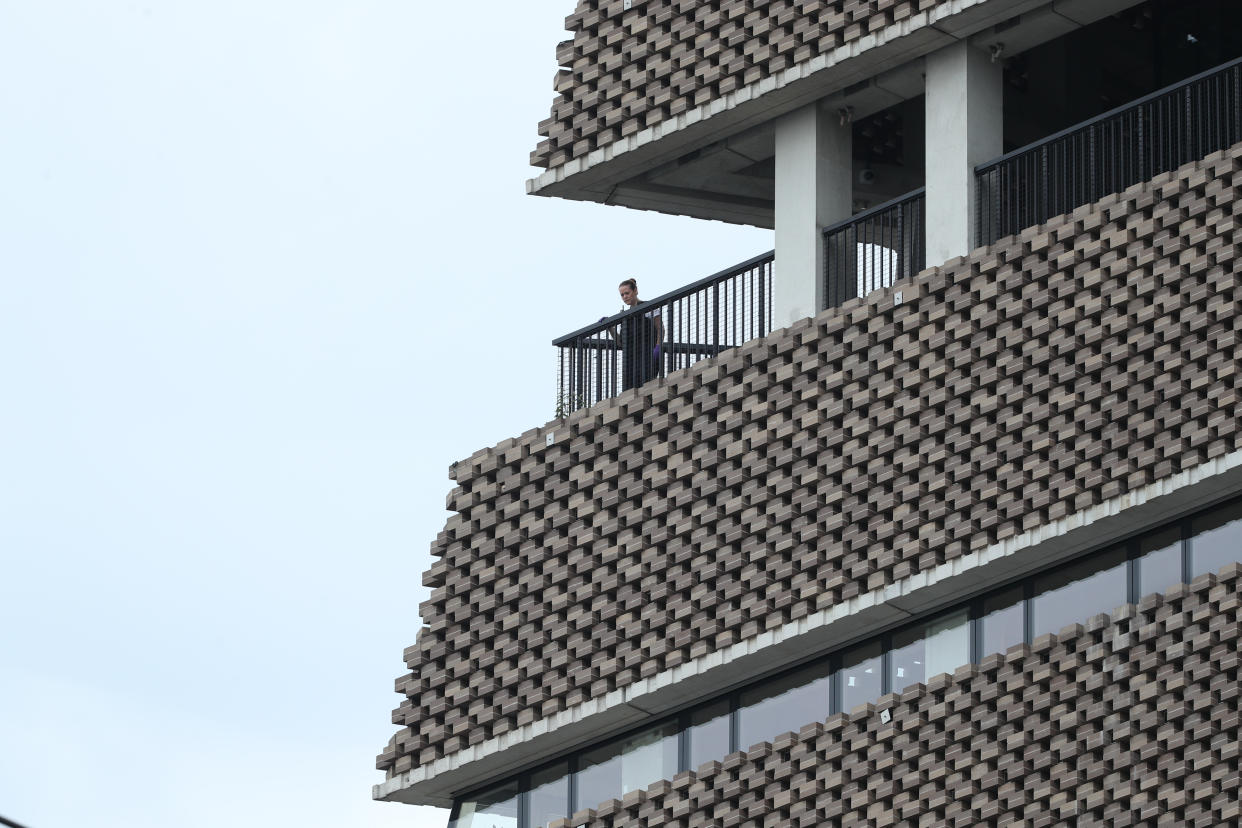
(773, 103, 852, 327)
(925, 41, 1002, 264)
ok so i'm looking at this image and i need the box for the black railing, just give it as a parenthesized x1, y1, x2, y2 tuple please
(553, 251, 774, 414)
(977, 56, 1242, 245)
(822, 188, 925, 310)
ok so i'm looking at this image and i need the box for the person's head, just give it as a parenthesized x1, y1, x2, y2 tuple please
(618, 278, 639, 307)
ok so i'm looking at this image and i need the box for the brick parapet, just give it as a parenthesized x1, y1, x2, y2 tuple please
(380, 143, 1242, 780)
(552, 565, 1242, 826)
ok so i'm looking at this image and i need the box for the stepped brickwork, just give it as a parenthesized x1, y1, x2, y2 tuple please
(380, 144, 1242, 778)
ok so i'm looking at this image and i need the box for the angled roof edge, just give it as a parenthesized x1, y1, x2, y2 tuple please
(526, 0, 1134, 205)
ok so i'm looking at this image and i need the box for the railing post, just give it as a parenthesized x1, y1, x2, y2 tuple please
(712, 281, 720, 358)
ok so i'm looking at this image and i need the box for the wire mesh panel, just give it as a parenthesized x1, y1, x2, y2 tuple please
(977, 57, 1242, 246)
(822, 188, 925, 311)
(554, 251, 774, 415)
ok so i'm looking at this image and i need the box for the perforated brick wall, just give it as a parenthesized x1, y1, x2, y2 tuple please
(532, 0, 952, 170)
(379, 144, 1242, 779)
(554, 566, 1242, 827)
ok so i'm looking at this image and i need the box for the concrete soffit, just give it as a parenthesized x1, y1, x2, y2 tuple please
(376, 447, 1242, 807)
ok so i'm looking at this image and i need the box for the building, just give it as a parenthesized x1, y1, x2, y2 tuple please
(377, 0, 1242, 824)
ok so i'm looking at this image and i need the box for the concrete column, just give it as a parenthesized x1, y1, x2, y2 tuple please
(773, 103, 852, 327)
(925, 41, 1002, 264)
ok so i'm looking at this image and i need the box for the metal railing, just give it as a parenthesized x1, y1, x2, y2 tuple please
(553, 251, 774, 414)
(822, 188, 925, 310)
(977, 56, 1242, 245)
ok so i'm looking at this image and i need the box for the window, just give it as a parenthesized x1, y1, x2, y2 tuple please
(576, 721, 678, 812)
(687, 699, 731, 771)
(527, 762, 569, 828)
(1138, 526, 1183, 597)
(838, 640, 882, 713)
(889, 610, 969, 691)
(1031, 547, 1126, 639)
(737, 660, 831, 750)
(454, 781, 520, 828)
(980, 585, 1024, 657)
(1190, 500, 1242, 578)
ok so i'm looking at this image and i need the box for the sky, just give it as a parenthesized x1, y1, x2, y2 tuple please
(0, 3, 770, 828)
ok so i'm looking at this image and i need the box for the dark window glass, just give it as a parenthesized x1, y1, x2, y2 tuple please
(454, 781, 520, 828)
(981, 585, 1024, 655)
(889, 610, 969, 692)
(839, 640, 883, 712)
(1031, 547, 1126, 639)
(1138, 526, 1183, 597)
(576, 722, 678, 813)
(737, 660, 831, 750)
(981, 585, 1025, 655)
(687, 699, 731, 771)
(528, 761, 569, 828)
(1190, 500, 1242, 578)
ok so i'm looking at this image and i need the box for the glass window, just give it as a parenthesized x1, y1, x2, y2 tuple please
(838, 640, 882, 713)
(1190, 500, 1242, 579)
(528, 761, 569, 828)
(454, 781, 520, 828)
(687, 699, 731, 770)
(981, 585, 1025, 656)
(576, 721, 678, 813)
(889, 610, 969, 692)
(737, 660, 831, 750)
(1138, 526, 1183, 597)
(1031, 547, 1127, 639)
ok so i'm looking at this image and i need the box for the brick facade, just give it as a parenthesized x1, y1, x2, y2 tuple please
(532, 0, 953, 170)
(379, 144, 1242, 778)
(554, 566, 1242, 827)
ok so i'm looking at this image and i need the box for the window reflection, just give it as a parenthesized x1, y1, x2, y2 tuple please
(687, 699, 731, 770)
(889, 610, 969, 691)
(981, 585, 1024, 656)
(454, 781, 520, 828)
(1031, 547, 1126, 639)
(839, 641, 882, 712)
(1138, 527, 1182, 597)
(576, 722, 678, 813)
(1191, 500, 1242, 578)
(527, 761, 569, 828)
(737, 661, 831, 750)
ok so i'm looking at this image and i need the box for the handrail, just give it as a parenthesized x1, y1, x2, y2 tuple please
(821, 187, 925, 237)
(975, 54, 1242, 175)
(976, 56, 1242, 245)
(822, 188, 925, 311)
(552, 249, 776, 347)
(554, 251, 774, 413)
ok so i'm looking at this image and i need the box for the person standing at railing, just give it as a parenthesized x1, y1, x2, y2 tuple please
(611, 278, 663, 391)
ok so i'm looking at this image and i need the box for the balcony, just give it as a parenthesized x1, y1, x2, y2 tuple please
(553, 252, 774, 415)
(553, 55, 1242, 414)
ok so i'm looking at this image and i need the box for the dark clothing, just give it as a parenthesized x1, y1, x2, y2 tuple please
(620, 302, 661, 391)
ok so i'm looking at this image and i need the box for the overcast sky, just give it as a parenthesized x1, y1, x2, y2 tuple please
(0, 3, 769, 827)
